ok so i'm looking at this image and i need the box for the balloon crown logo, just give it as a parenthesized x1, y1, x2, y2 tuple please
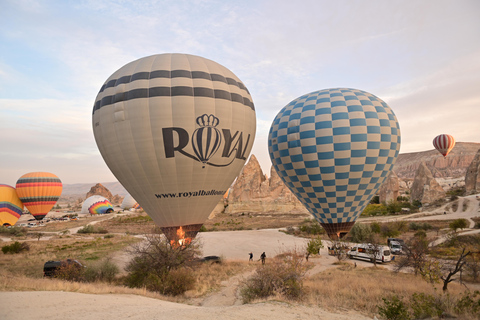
(196, 114, 219, 128)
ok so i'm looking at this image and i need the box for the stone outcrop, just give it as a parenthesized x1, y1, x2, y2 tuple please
(86, 183, 114, 202)
(226, 156, 307, 214)
(379, 171, 399, 203)
(393, 142, 480, 180)
(465, 148, 480, 194)
(410, 162, 446, 205)
(111, 194, 123, 205)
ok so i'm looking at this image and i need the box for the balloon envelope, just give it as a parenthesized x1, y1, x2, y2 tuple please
(81, 195, 114, 214)
(268, 88, 401, 239)
(433, 134, 455, 157)
(121, 194, 137, 210)
(15, 172, 62, 221)
(0, 184, 24, 226)
(92, 53, 256, 244)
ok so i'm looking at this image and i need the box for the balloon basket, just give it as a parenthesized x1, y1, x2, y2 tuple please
(161, 224, 203, 248)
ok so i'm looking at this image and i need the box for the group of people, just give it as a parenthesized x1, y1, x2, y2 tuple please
(249, 252, 266, 265)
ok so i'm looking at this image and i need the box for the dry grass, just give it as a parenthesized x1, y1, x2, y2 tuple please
(0, 235, 140, 278)
(203, 212, 309, 231)
(184, 260, 256, 298)
(304, 264, 466, 317)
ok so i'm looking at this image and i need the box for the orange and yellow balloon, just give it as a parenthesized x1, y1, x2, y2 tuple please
(0, 184, 24, 226)
(15, 172, 62, 220)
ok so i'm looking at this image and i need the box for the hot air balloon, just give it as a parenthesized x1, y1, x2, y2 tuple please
(81, 195, 114, 214)
(121, 193, 138, 210)
(15, 172, 62, 221)
(0, 184, 24, 226)
(92, 53, 256, 246)
(433, 134, 455, 157)
(268, 88, 401, 239)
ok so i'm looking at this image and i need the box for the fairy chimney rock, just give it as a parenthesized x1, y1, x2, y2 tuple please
(86, 183, 113, 202)
(465, 149, 480, 194)
(410, 162, 446, 204)
(379, 171, 400, 203)
(229, 155, 266, 202)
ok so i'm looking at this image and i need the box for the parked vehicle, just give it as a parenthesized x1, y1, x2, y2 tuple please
(389, 241, 403, 254)
(347, 243, 392, 263)
(43, 259, 84, 277)
(387, 238, 405, 248)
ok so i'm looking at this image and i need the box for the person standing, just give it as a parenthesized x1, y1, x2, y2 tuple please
(260, 252, 266, 265)
(249, 252, 253, 261)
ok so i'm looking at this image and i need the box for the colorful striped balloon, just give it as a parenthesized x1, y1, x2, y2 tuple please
(81, 195, 114, 214)
(15, 172, 62, 220)
(0, 184, 24, 226)
(433, 134, 455, 157)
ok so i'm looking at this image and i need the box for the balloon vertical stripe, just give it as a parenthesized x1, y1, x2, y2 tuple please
(433, 134, 455, 157)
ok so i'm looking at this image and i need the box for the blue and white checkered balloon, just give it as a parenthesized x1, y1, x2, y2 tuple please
(268, 88, 401, 239)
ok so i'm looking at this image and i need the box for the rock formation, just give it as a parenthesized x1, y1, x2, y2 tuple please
(225, 156, 307, 214)
(410, 162, 446, 205)
(379, 171, 399, 203)
(465, 148, 480, 194)
(86, 183, 114, 202)
(393, 142, 480, 180)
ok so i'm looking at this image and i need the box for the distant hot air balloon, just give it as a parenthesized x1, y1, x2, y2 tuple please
(92, 53, 256, 246)
(15, 172, 62, 221)
(121, 193, 137, 210)
(268, 88, 401, 239)
(81, 195, 114, 214)
(0, 184, 24, 226)
(433, 134, 455, 157)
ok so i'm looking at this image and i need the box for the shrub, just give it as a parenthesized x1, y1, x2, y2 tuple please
(455, 290, 480, 317)
(54, 261, 85, 281)
(386, 201, 403, 214)
(1, 241, 30, 254)
(450, 219, 468, 232)
(361, 204, 387, 217)
(378, 295, 411, 320)
(77, 225, 109, 234)
(84, 259, 119, 283)
(306, 237, 323, 256)
(410, 293, 445, 319)
(0, 226, 26, 236)
(240, 250, 307, 303)
(349, 223, 373, 243)
(124, 233, 201, 296)
(298, 219, 325, 235)
(409, 222, 432, 231)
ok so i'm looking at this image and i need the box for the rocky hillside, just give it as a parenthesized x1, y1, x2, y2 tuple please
(393, 142, 480, 180)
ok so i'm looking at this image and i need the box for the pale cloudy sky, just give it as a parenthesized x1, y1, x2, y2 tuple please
(1, 0, 479, 185)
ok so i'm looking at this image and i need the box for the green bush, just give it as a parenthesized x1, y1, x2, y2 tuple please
(409, 222, 432, 231)
(84, 259, 119, 283)
(306, 237, 323, 256)
(298, 219, 325, 235)
(455, 290, 480, 317)
(349, 223, 373, 243)
(449, 219, 468, 232)
(77, 225, 109, 234)
(361, 204, 387, 217)
(0, 226, 26, 237)
(410, 293, 445, 319)
(1, 241, 30, 254)
(378, 295, 410, 320)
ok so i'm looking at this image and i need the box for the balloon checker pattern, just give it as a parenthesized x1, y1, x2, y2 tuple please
(268, 88, 401, 238)
(15, 172, 62, 221)
(0, 184, 24, 226)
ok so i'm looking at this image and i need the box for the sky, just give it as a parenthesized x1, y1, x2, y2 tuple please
(1, 0, 479, 186)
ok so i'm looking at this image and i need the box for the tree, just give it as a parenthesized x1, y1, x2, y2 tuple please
(328, 238, 349, 261)
(305, 237, 323, 261)
(449, 219, 468, 233)
(440, 248, 471, 292)
(349, 223, 373, 243)
(395, 235, 430, 276)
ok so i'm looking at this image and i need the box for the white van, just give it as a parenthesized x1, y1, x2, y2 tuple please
(347, 243, 392, 263)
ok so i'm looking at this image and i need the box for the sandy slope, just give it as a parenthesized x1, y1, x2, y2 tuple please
(0, 291, 371, 320)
